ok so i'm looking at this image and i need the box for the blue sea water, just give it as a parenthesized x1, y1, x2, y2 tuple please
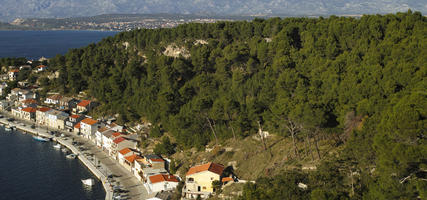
(0, 30, 118, 59)
(0, 129, 105, 200)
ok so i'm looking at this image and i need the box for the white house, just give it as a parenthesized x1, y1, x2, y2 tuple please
(45, 94, 62, 105)
(9, 69, 19, 81)
(146, 174, 179, 194)
(80, 118, 100, 140)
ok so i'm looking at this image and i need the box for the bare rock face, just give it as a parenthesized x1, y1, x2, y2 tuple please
(163, 44, 190, 59)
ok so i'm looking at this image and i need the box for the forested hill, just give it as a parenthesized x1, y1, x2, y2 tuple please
(48, 11, 426, 199)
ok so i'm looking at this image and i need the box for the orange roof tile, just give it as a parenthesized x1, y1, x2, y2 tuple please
(149, 174, 179, 184)
(221, 177, 233, 183)
(125, 154, 142, 163)
(150, 158, 165, 162)
(81, 118, 98, 125)
(77, 100, 91, 107)
(186, 162, 224, 176)
(22, 107, 37, 113)
(113, 137, 125, 144)
(70, 114, 80, 119)
(10, 69, 19, 73)
(119, 148, 131, 155)
(74, 122, 81, 129)
(112, 132, 122, 137)
(38, 65, 47, 68)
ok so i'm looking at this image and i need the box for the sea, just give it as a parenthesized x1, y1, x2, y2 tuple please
(0, 30, 118, 200)
(0, 30, 118, 59)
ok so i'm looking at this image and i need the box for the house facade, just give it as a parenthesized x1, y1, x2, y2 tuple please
(80, 118, 100, 140)
(146, 174, 179, 194)
(45, 94, 62, 105)
(36, 107, 51, 125)
(21, 107, 37, 121)
(46, 109, 69, 130)
(183, 162, 225, 199)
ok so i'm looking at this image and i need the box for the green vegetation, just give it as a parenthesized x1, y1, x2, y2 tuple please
(45, 11, 426, 199)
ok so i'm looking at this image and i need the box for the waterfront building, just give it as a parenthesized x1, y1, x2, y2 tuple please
(183, 162, 225, 199)
(65, 114, 84, 132)
(46, 109, 69, 130)
(111, 136, 138, 159)
(80, 117, 101, 140)
(21, 107, 37, 121)
(36, 107, 51, 125)
(75, 100, 94, 114)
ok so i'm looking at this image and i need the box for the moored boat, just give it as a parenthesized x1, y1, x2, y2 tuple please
(33, 136, 49, 142)
(5, 125, 12, 132)
(61, 148, 69, 153)
(66, 154, 77, 159)
(53, 144, 61, 149)
(81, 178, 95, 186)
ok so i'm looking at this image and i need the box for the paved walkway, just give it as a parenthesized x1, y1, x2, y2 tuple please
(0, 111, 148, 200)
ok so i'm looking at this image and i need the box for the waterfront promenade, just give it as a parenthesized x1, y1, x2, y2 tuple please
(0, 112, 149, 200)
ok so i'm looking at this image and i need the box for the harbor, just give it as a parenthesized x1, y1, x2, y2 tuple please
(0, 111, 148, 200)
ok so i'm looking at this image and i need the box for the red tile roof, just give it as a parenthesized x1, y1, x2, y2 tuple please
(37, 107, 51, 112)
(81, 118, 98, 125)
(113, 137, 125, 144)
(124, 154, 142, 163)
(77, 100, 91, 107)
(22, 107, 37, 113)
(119, 148, 131, 155)
(186, 162, 224, 176)
(70, 114, 80, 119)
(112, 132, 122, 137)
(74, 122, 81, 129)
(38, 65, 47, 68)
(150, 158, 165, 162)
(149, 174, 179, 184)
(221, 177, 233, 183)
(10, 69, 19, 73)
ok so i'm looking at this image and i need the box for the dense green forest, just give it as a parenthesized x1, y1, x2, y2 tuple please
(46, 11, 426, 199)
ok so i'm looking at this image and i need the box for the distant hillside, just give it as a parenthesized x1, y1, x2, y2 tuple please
(0, 0, 425, 22)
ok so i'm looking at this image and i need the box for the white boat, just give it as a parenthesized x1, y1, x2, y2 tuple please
(11, 126, 16, 131)
(82, 178, 95, 186)
(4, 125, 11, 131)
(33, 136, 49, 142)
(66, 154, 77, 159)
(53, 144, 61, 149)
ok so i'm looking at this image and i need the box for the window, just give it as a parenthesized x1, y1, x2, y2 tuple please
(198, 186, 201, 192)
(188, 178, 194, 182)
(211, 177, 214, 180)
(202, 186, 206, 190)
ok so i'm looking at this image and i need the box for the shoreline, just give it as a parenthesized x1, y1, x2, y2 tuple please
(0, 113, 113, 200)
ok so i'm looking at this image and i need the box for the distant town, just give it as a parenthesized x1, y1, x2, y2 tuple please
(1, 14, 255, 31)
